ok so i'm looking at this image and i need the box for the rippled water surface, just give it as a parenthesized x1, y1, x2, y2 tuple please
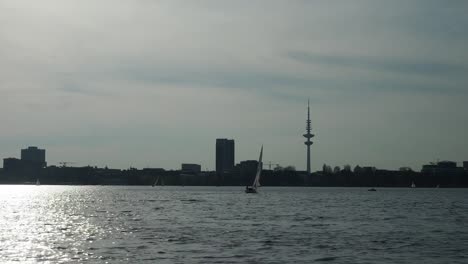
(1, 186, 467, 263)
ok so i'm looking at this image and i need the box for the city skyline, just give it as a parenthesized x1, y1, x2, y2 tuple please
(1, 1, 467, 170)
(3, 142, 467, 173)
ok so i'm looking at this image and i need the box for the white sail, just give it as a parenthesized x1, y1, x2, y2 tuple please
(152, 176, 159, 187)
(252, 146, 263, 189)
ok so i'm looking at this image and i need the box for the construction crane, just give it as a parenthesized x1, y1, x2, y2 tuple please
(264, 161, 280, 170)
(59, 162, 76, 167)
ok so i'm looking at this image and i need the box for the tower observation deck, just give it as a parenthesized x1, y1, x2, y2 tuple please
(303, 100, 314, 176)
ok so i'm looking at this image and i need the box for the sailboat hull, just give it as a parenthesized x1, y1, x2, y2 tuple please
(245, 187, 257, 193)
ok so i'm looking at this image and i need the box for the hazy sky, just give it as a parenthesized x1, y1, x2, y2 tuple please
(1, 0, 467, 171)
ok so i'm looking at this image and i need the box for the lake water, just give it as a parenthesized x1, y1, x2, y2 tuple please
(0, 186, 467, 263)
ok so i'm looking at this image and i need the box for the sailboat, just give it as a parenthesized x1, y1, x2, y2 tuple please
(152, 176, 160, 187)
(245, 146, 263, 194)
(152, 176, 165, 187)
(36, 179, 40, 186)
(411, 181, 416, 188)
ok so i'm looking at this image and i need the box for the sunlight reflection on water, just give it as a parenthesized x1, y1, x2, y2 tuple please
(1, 186, 467, 263)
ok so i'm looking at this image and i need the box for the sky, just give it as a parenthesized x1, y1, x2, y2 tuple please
(1, 0, 468, 171)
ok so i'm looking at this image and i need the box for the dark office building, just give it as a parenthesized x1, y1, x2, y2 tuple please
(464, 161, 468, 170)
(21, 146, 47, 168)
(421, 160, 464, 186)
(422, 161, 459, 173)
(181, 163, 202, 173)
(437, 161, 457, 168)
(3, 158, 22, 172)
(216, 139, 235, 175)
(238, 160, 259, 182)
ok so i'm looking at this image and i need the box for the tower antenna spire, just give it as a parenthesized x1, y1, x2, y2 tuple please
(303, 99, 314, 176)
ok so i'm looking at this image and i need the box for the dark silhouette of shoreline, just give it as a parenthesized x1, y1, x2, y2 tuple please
(1, 164, 467, 187)
(2, 146, 467, 187)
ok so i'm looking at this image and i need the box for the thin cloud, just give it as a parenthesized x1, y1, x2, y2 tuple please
(288, 52, 468, 77)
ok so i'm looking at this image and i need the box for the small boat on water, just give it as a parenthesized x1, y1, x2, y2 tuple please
(152, 176, 159, 187)
(245, 146, 263, 194)
(368, 188, 377, 191)
(411, 182, 416, 188)
(152, 176, 164, 187)
(36, 179, 40, 186)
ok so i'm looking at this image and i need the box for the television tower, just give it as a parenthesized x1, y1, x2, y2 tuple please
(303, 99, 314, 176)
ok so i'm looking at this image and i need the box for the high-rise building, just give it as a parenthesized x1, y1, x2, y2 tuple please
(216, 139, 235, 174)
(303, 100, 314, 176)
(463, 161, 468, 170)
(21, 146, 46, 168)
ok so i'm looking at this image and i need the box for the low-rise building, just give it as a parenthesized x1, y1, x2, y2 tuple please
(237, 160, 259, 183)
(3, 158, 22, 172)
(421, 161, 464, 186)
(181, 164, 201, 173)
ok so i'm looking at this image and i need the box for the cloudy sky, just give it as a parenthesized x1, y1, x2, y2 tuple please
(1, 0, 467, 171)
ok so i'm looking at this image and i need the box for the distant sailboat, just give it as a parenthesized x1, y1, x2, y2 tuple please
(152, 176, 160, 187)
(245, 146, 263, 194)
(411, 181, 416, 188)
(36, 179, 40, 186)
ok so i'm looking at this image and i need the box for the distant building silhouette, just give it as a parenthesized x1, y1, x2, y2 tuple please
(463, 161, 468, 170)
(181, 163, 201, 173)
(421, 161, 464, 186)
(21, 146, 46, 168)
(216, 139, 235, 175)
(422, 161, 458, 173)
(237, 160, 259, 183)
(3, 158, 22, 172)
(399, 167, 413, 172)
(437, 161, 457, 168)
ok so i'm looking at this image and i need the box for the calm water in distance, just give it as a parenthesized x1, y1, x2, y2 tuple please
(0, 186, 467, 263)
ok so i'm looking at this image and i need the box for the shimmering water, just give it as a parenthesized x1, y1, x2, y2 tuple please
(0, 186, 467, 263)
